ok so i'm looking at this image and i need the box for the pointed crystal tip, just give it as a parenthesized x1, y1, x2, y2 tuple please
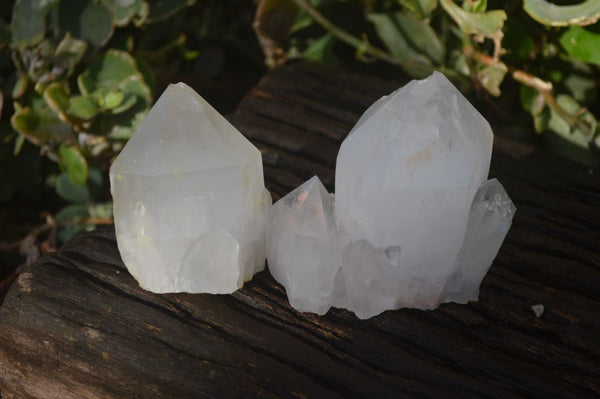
(267, 71, 515, 318)
(110, 83, 271, 294)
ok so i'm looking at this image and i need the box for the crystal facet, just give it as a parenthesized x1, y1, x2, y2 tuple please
(267, 176, 340, 314)
(111, 83, 271, 294)
(266, 72, 515, 318)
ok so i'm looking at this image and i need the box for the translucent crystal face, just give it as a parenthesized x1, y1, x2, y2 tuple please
(267, 177, 340, 314)
(111, 83, 271, 294)
(440, 178, 516, 304)
(267, 72, 515, 318)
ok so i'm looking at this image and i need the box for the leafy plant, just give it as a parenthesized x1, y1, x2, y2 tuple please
(254, 0, 600, 166)
(0, 0, 196, 245)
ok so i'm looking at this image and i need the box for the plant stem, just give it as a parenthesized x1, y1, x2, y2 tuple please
(292, 0, 436, 77)
(466, 45, 593, 136)
(512, 71, 594, 136)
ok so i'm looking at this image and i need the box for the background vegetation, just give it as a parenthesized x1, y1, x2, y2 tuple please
(1, 0, 599, 285)
(0, 0, 262, 283)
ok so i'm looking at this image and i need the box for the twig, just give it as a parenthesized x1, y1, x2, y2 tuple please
(61, 217, 113, 225)
(465, 45, 594, 136)
(0, 216, 113, 269)
(512, 71, 594, 136)
(511, 70, 552, 93)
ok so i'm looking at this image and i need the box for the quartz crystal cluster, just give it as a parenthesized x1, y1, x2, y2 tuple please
(111, 83, 271, 294)
(267, 72, 515, 319)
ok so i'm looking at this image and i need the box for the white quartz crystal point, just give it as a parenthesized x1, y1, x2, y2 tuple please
(110, 82, 271, 294)
(440, 178, 516, 304)
(267, 72, 514, 319)
(266, 176, 341, 315)
(335, 71, 494, 307)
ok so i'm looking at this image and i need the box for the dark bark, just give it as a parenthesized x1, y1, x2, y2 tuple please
(1, 61, 599, 398)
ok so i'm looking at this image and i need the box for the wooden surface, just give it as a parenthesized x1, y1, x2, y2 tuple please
(1, 61, 600, 398)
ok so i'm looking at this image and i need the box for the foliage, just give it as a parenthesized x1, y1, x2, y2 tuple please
(0, 0, 197, 244)
(254, 0, 600, 166)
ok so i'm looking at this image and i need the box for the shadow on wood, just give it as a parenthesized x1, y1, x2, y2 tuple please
(1, 61, 599, 398)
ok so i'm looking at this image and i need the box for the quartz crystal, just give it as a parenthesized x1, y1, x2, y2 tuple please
(266, 72, 515, 319)
(111, 83, 271, 294)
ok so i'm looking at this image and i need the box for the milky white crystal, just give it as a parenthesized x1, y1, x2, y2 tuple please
(266, 72, 515, 319)
(111, 83, 271, 294)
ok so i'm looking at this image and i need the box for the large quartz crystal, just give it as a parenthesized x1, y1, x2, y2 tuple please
(267, 72, 515, 319)
(111, 83, 271, 294)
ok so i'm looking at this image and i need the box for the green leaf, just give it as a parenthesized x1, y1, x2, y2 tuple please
(56, 172, 90, 204)
(542, 94, 598, 159)
(102, 74, 152, 138)
(88, 202, 113, 219)
(78, 49, 140, 95)
(477, 62, 507, 97)
(11, 106, 72, 144)
(289, 11, 312, 34)
(55, 204, 89, 242)
(533, 107, 550, 133)
(563, 71, 596, 104)
(43, 82, 70, 113)
(110, 92, 137, 114)
(103, 90, 125, 110)
(29, 92, 49, 111)
(303, 33, 338, 63)
(53, 33, 88, 74)
(392, 12, 445, 64)
(523, 0, 600, 27)
(556, 95, 597, 138)
(55, 204, 89, 222)
(449, 49, 470, 76)
(368, 12, 442, 76)
(464, 0, 486, 13)
(57, 0, 114, 47)
(400, 0, 438, 19)
(367, 12, 421, 60)
(100, 0, 147, 26)
(11, 0, 60, 47)
(14, 133, 26, 155)
(68, 95, 101, 119)
(520, 85, 544, 116)
(59, 144, 88, 185)
(543, 96, 600, 167)
(440, 0, 506, 38)
(559, 26, 600, 65)
(12, 74, 28, 99)
(12, 108, 39, 135)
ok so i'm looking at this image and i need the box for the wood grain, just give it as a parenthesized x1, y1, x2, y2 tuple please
(1, 61, 599, 398)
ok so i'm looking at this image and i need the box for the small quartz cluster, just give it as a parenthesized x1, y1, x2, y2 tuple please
(111, 83, 271, 294)
(267, 72, 515, 319)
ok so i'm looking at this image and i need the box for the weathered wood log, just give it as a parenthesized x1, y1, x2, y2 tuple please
(1, 61, 599, 398)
